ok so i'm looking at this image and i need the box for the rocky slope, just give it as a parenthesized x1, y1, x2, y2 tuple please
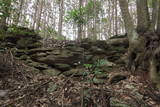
(1, 27, 159, 107)
(0, 27, 128, 80)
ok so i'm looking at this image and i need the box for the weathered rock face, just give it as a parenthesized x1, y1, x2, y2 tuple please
(0, 26, 42, 49)
(0, 27, 128, 79)
(15, 37, 127, 78)
(33, 49, 83, 66)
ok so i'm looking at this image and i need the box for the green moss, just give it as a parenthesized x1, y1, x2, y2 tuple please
(7, 26, 36, 36)
(109, 34, 127, 39)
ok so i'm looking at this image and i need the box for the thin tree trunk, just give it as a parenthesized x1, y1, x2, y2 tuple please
(108, 0, 112, 37)
(58, 0, 64, 37)
(77, 0, 83, 41)
(115, 0, 118, 35)
(15, 0, 24, 25)
(32, 0, 39, 29)
(150, 0, 158, 31)
(157, 0, 160, 35)
(36, 0, 43, 31)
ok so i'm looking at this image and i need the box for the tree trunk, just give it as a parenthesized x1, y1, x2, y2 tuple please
(108, 0, 112, 38)
(36, 0, 43, 31)
(115, 0, 118, 35)
(32, 0, 39, 29)
(58, 0, 64, 37)
(77, 0, 83, 41)
(118, 0, 147, 71)
(157, 0, 160, 36)
(14, 0, 24, 25)
(136, 0, 150, 33)
(118, 0, 135, 41)
(150, 0, 158, 31)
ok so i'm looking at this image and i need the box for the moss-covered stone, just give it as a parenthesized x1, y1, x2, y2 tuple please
(43, 68, 61, 76)
(27, 67, 40, 72)
(27, 48, 53, 55)
(95, 73, 108, 79)
(93, 77, 106, 84)
(54, 63, 71, 71)
(89, 46, 106, 54)
(14, 49, 28, 57)
(19, 55, 29, 60)
(63, 68, 87, 76)
(28, 61, 48, 70)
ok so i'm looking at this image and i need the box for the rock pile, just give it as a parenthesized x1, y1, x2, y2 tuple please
(0, 27, 128, 82)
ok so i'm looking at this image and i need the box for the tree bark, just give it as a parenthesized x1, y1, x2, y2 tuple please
(136, 0, 150, 33)
(150, 0, 158, 31)
(157, 0, 160, 36)
(118, 0, 146, 71)
(77, 0, 83, 41)
(14, 0, 24, 25)
(36, 0, 44, 31)
(118, 0, 135, 41)
(115, 0, 118, 35)
(58, 0, 64, 37)
(32, 0, 39, 29)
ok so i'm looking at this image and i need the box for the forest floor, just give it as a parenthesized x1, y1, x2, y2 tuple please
(0, 49, 160, 107)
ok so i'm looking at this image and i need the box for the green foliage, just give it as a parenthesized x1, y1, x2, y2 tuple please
(93, 59, 108, 75)
(41, 27, 66, 40)
(94, 59, 108, 67)
(65, 7, 86, 25)
(85, 0, 102, 19)
(148, 0, 152, 8)
(65, 0, 102, 25)
(0, 0, 14, 18)
(84, 63, 93, 71)
(101, 18, 108, 23)
(83, 59, 108, 75)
